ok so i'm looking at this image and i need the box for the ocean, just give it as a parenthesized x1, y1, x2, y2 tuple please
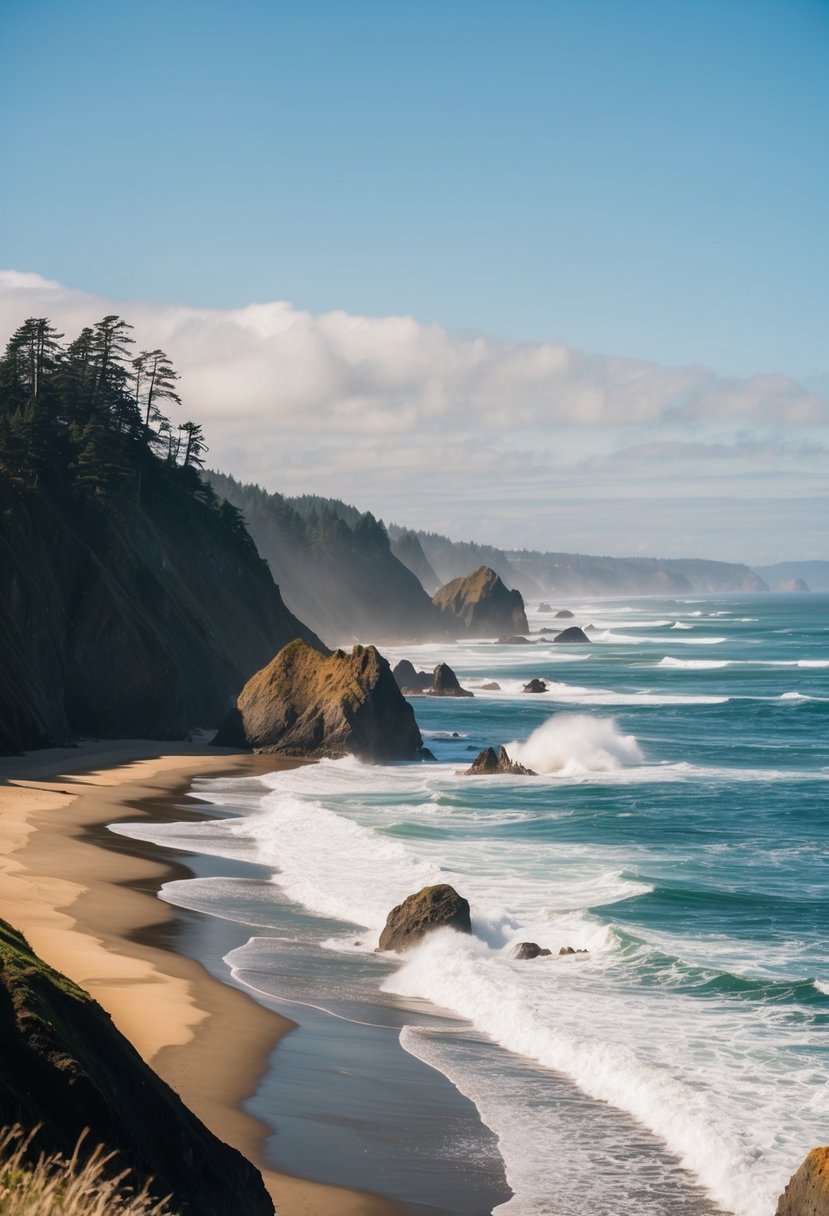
(112, 593, 829, 1216)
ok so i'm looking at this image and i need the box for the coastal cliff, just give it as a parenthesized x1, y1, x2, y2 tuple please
(0, 918, 274, 1216)
(0, 316, 321, 754)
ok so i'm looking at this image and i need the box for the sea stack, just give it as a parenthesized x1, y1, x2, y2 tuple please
(213, 639, 426, 761)
(433, 565, 529, 637)
(378, 884, 472, 952)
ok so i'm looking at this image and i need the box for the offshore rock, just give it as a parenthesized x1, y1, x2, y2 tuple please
(378, 884, 472, 952)
(523, 678, 548, 694)
(393, 658, 432, 692)
(480, 681, 501, 690)
(213, 639, 425, 761)
(433, 565, 529, 637)
(0, 919, 273, 1216)
(553, 626, 591, 644)
(538, 602, 553, 613)
(514, 942, 552, 960)
(430, 662, 474, 697)
(466, 745, 536, 776)
(776, 1148, 829, 1216)
(555, 609, 575, 618)
(498, 635, 534, 645)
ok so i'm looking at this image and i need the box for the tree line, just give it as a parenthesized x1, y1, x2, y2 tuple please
(0, 315, 211, 506)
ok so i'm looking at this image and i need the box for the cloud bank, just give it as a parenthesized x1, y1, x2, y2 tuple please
(0, 271, 825, 563)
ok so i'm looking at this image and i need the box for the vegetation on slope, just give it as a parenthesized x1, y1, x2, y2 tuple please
(0, 316, 320, 754)
(207, 472, 444, 642)
(0, 919, 273, 1216)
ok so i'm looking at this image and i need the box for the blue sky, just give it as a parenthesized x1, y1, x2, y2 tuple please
(1, 1, 827, 562)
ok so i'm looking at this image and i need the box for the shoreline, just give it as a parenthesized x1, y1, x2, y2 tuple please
(0, 739, 409, 1216)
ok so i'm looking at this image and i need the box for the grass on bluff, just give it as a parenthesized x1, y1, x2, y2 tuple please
(0, 1127, 179, 1216)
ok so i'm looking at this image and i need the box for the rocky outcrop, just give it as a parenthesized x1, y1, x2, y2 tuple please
(393, 659, 432, 692)
(378, 885, 472, 952)
(777, 578, 810, 593)
(498, 635, 534, 645)
(480, 681, 501, 691)
(553, 626, 591, 644)
(776, 1147, 829, 1215)
(523, 678, 548, 694)
(213, 640, 425, 761)
(555, 609, 575, 618)
(466, 746, 536, 776)
(538, 602, 552, 613)
(559, 946, 588, 955)
(433, 566, 529, 637)
(514, 942, 552, 960)
(431, 662, 474, 697)
(0, 919, 273, 1216)
(0, 469, 321, 755)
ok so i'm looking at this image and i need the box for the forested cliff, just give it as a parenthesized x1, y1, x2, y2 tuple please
(0, 316, 320, 754)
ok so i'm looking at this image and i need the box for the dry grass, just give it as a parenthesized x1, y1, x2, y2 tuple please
(0, 1127, 179, 1216)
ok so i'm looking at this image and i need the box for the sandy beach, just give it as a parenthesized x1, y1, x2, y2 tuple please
(0, 739, 406, 1216)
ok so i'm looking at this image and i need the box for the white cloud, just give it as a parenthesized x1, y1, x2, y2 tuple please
(0, 271, 826, 561)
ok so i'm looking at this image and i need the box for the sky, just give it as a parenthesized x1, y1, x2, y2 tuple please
(1, 0, 827, 564)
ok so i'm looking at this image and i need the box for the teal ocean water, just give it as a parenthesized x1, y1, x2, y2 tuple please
(113, 595, 828, 1215)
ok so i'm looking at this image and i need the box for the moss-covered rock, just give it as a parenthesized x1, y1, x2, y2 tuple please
(0, 919, 273, 1216)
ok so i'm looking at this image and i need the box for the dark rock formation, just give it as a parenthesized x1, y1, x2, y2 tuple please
(498, 635, 534, 645)
(776, 1148, 829, 1215)
(430, 662, 474, 697)
(555, 609, 575, 618)
(553, 626, 591, 644)
(0, 919, 273, 1216)
(213, 640, 425, 761)
(538, 602, 552, 613)
(480, 681, 501, 691)
(514, 942, 552, 960)
(523, 678, 548, 694)
(466, 745, 536, 776)
(393, 658, 432, 692)
(559, 946, 588, 955)
(433, 566, 529, 637)
(378, 885, 472, 952)
(0, 470, 321, 755)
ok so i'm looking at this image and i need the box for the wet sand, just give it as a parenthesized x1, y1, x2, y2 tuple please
(0, 739, 409, 1216)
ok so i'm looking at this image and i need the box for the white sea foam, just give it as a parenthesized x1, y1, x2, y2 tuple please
(508, 714, 643, 775)
(671, 621, 693, 630)
(657, 657, 730, 670)
(814, 980, 829, 996)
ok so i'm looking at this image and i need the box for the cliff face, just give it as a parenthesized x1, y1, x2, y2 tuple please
(207, 473, 445, 644)
(433, 565, 529, 637)
(0, 474, 321, 754)
(213, 639, 425, 761)
(0, 919, 274, 1216)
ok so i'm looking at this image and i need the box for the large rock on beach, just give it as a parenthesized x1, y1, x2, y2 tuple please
(466, 745, 536, 776)
(433, 566, 529, 637)
(553, 626, 591, 644)
(378, 884, 472, 952)
(212, 639, 425, 761)
(776, 1148, 829, 1216)
(430, 661, 474, 697)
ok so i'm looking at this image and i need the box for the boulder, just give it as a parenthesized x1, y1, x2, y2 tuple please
(393, 658, 432, 691)
(378, 884, 472, 952)
(480, 681, 501, 691)
(553, 626, 591, 644)
(776, 1148, 829, 1215)
(559, 946, 588, 956)
(514, 942, 552, 960)
(555, 609, 575, 619)
(523, 678, 548, 694)
(212, 639, 426, 761)
(498, 635, 534, 645)
(429, 662, 474, 697)
(465, 745, 536, 776)
(433, 566, 529, 637)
